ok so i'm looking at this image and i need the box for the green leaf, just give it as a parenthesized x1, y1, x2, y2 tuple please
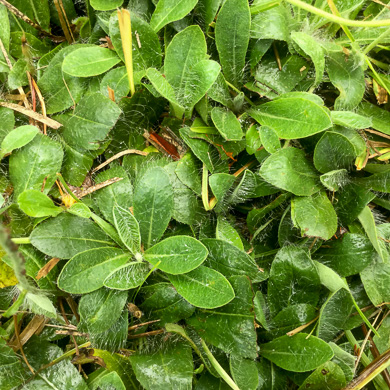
(109, 12, 162, 72)
(320, 169, 348, 192)
(67, 202, 91, 219)
(25, 292, 57, 318)
(144, 236, 208, 274)
(267, 246, 321, 315)
(357, 101, 390, 135)
(230, 357, 258, 390)
(150, 0, 199, 32)
(18, 190, 62, 218)
(62, 93, 121, 150)
(164, 25, 220, 113)
(145, 68, 185, 118)
(93, 166, 132, 225)
(259, 148, 321, 196)
(38, 44, 91, 114)
(62, 47, 121, 77)
(313, 132, 357, 173)
(360, 262, 390, 306)
(130, 341, 193, 390)
(100, 67, 130, 102)
(251, 55, 308, 99)
(30, 213, 114, 259)
(250, 5, 289, 41)
(326, 51, 365, 110)
(313, 233, 376, 276)
(216, 217, 244, 251)
(88, 370, 126, 390)
(23, 339, 88, 390)
(8, 59, 29, 89)
(249, 98, 332, 139)
(92, 349, 139, 389)
(260, 334, 334, 372)
(140, 283, 195, 325)
(291, 31, 325, 87)
(134, 167, 174, 248)
(0, 125, 39, 159)
(331, 111, 372, 129)
(329, 342, 355, 382)
(113, 204, 141, 255)
(259, 125, 281, 154)
(291, 192, 338, 240)
(188, 276, 257, 359)
(358, 206, 385, 260)
(169, 265, 235, 309)
(0, 339, 24, 390)
(297, 361, 346, 390)
(58, 247, 130, 293)
(245, 124, 262, 155)
(215, 0, 250, 87)
(164, 161, 204, 226)
(79, 288, 128, 333)
(90, 0, 123, 11)
(175, 153, 202, 196)
(211, 107, 243, 141)
(9, 133, 63, 197)
(202, 238, 265, 282)
(314, 261, 348, 293)
(316, 288, 353, 342)
(103, 261, 149, 290)
(0, 106, 14, 144)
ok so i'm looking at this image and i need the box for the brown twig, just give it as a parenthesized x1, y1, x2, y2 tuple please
(31, 78, 47, 135)
(0, 101, 62, 129)
(127, 329, 164, 339)
(53, 0, 74, 44)
(13, 315, 35, 374)
(77, 177, 123, 198)
(92, 149, 148, 173)
(128, 319, 160, 331)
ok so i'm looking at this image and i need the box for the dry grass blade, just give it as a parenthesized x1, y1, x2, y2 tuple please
(127, 329, 164, 339)
(36, 257, 60, 280)
(9, 315, 46, 351)
(0, 102, 62, 129)
(77, 177, 123, 198)
(344, 348, 390, 389)
(92, 149, 148, 173)
(13, 315, 35, 374)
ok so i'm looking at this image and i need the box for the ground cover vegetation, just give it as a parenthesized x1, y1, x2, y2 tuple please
(1, 0, 390, 389)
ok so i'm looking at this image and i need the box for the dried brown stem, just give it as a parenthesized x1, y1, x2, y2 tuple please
(92, 149, 148, 173)
(0, 101, 62, 129)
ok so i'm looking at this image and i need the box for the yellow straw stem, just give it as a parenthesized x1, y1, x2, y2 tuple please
(117, 9, 135, 96)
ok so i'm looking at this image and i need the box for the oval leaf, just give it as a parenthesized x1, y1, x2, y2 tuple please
(62, 47, 121, 77)
(169, 265, 235, 309)
(113, 204, 141, 255)
(259, 148, 321, 196)
(260, 334, 334, 372)
(18, 190, 62, 218)
(0, 125, 39, 158)
(249, 98, 332, 139)
(58, 247, 129, 294)
(30, 213, 114, 259)
(144, 235, 208, 274)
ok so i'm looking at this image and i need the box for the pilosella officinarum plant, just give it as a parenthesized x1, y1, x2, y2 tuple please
(2, 0, 390, 389)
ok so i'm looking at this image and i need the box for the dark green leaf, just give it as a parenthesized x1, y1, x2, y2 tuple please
(260, 334, 334, 372)
(259, 148, 321, 196)
(58, 247, 129, 293)
(30, 213, 114, 259)
(169, 265, 235, 309)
